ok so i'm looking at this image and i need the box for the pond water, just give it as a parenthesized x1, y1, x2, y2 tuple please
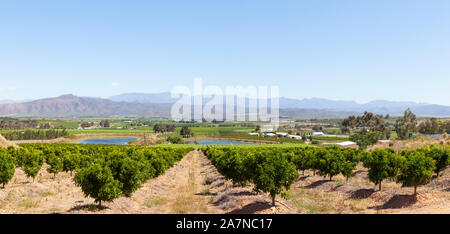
(186, 140, 255, 145)
(76, 138, 138, 145)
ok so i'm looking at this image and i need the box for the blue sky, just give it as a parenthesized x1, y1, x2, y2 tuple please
(1, 0, 449, 105)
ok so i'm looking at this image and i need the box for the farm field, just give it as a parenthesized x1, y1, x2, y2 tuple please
(2, 117, 359, 146)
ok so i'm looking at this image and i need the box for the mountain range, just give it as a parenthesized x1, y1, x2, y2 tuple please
(109, 93, 450, 117)
(0, 93, 449, 118)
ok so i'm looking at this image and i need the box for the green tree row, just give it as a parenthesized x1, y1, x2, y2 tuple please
(202, 144, 450, 207)
(1, 129, 69, 141)
(0, 144, 194, 207)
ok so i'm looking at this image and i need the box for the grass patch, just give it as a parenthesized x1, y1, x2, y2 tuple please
(173, 196, 194, 214)
(18, 199, 40, 208)
(40, 191, 54, 197)
(145, 197, 167, 208)
(283, 191, 317, 213)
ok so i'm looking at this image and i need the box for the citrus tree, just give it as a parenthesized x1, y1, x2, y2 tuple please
(397, 150, 435, 195)
(22, 149, 45, 182)
(340, 148, 360, 181)
(62, 153, 81, 175)
(248, 151, 298, 206)
(74, 163, 122, 207)
(423, 145, 449, 178)
(105, 152, 149, 197)
(316, 147, 343, 181)
(0, 150, 15, 188)
(362, 148, 403, 191)
(46, 153, 63, 178)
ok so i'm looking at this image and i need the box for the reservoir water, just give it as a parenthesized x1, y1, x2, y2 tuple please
(76, 138, 138, 145)
(186, 140, 255, 145)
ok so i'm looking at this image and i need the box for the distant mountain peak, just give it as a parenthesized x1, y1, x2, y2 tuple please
(57, 94, 77, 99)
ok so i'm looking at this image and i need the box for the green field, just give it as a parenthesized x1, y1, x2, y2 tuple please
(1, 118, 358, 145)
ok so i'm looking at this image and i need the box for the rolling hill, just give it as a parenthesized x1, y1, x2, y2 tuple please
(0, 94, 171, 118)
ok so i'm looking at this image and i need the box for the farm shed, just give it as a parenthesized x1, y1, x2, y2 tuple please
(287, 135, 302, 140)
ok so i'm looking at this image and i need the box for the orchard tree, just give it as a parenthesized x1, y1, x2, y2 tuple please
(148, 154, 169, 176)
(105, 153, 148, 197)
(0, 150, 15, 188)
(218, 149, 251, 186)
(316, 147, 344, 181)
(362, 148, 403, 191)
(46, 153, 63, 178)
(250, 152, 298, 206)
(397, 150, 435, 195)
(423, 145, 449, 178)
(292, 148, 315, 175)
(340, 148, 360, 181)
(74, 163, 122, 207)
(8, 147, 25, 167)
(22, 150, 44, 182)
(63, 153, 80, 176)
(117, 157, 148, 196)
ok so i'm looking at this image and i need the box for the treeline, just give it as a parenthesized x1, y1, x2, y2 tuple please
(0, 119, 39, 130)
(418, 118, 450, 135)
(99, 120, 111, 128)
(342, 109, 421, 147)
(202, 145, 449, 206)
(341, 111, 389, 137)
(0, 144, 194, 206)
(1, 129, 69, 141)
(153, 123, 176, 133)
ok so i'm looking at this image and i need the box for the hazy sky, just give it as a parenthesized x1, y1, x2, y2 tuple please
(1, 0, 449, 105)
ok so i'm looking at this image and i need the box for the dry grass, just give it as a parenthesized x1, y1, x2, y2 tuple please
(370, 137, 449, 152)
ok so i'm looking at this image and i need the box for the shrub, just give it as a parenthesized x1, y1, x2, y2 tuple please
(167, 136, 184, 144)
